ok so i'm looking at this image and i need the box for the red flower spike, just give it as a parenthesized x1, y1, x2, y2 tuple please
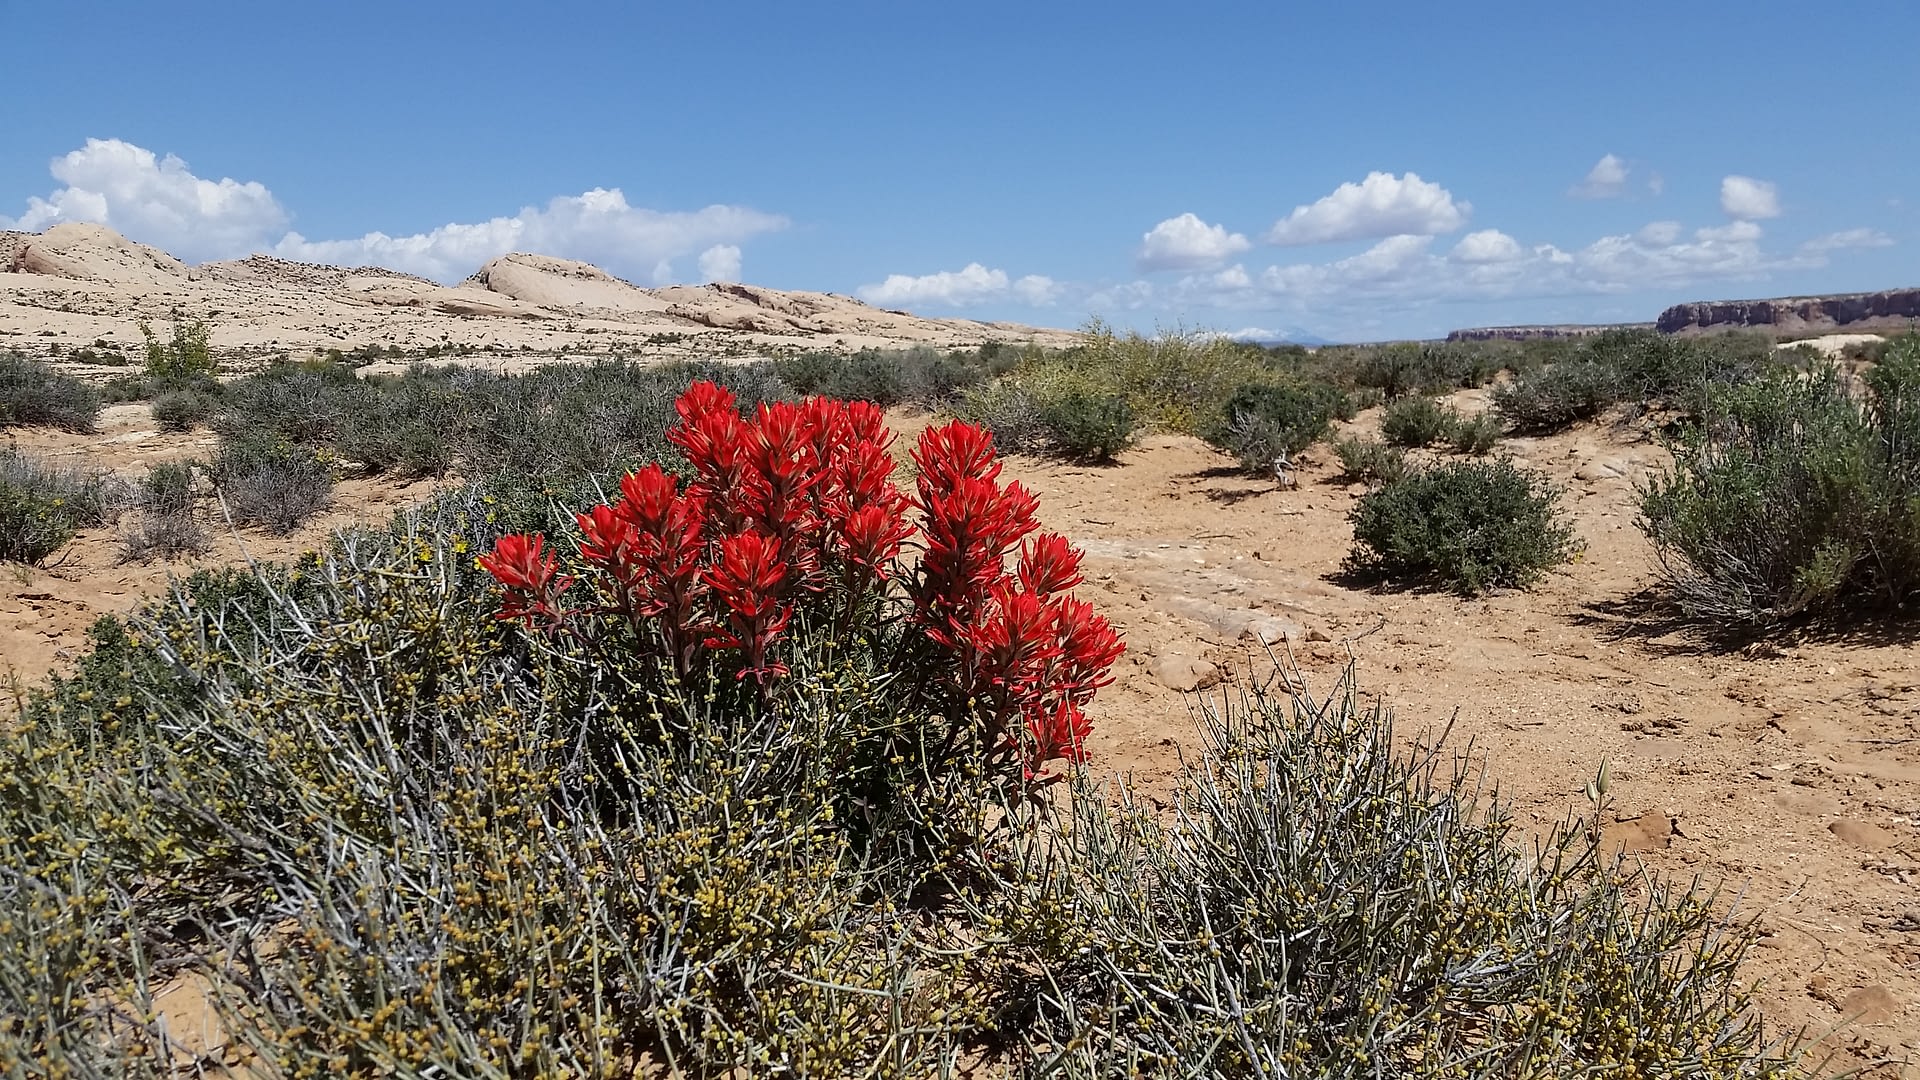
(1048, 595, 1124, 705)
(616, 464, 680, 533)
(840, 503, 912, 576)
(1025, 700, 1093, 779)
(1017, 532, 1085, 599)
(701, 530, 794, 683)
(478, 533, 575, 630)
(674, 380, 738, 426)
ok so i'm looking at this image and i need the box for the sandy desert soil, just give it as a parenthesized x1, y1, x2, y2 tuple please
(8, 386, 1920, 1074)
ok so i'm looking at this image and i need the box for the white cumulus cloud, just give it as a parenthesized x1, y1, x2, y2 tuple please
(1136, 212, 1251, 271)
(857, 264, 1060, 309)
(1263, 171, 1469, 246)
(1450, 229, 1524, 264)
(277, 190, 786, 283)
(698, 243, 742, 282)
(1720, 175, 1781, 220)
(1, 138, 788, 283)
(1800, 228, 1894, 254)
(0, 138, 287, 262)
(1569, 154, 1630, 199)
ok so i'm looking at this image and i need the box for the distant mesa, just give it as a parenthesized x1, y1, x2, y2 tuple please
(1447, 324, 1653, 343)
(1655, 288, 1920, 335)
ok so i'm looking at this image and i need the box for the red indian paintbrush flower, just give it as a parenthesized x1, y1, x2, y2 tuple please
(1016, 532, 1085, 598)
(478, 533, 575, 630)
(701, 530, 794, 683)
(1024, 700, 1093, 780)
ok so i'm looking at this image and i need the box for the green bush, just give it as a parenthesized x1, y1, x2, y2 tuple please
(1205, 381, 1348, 471)
(1639, 344, 1920, 624)
(1493, 357, 1624, 433)
(1332, 435, 1411, 485)
(208, 437, 333, 533)
(138, 310, 218, 386)
(1492, 330, 1784, 436)
(1380, 394, 1458, 447)
(1039, 388, 1136, 461)
(1347, 458, 1579, 594)
(0, 449, 117, 564)
(213, 358, 365, 446)
(1448, 410, 1504, 455)
(0, 353, 103, 433)
(149, 388, 217, 432)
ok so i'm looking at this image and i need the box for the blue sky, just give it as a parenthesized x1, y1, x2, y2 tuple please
(2, 0, 1913, 342)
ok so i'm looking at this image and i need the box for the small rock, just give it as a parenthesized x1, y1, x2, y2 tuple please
(1829, 819, 1902, 850)
(1147, 654, 1220, 693)
(1602, 812, 1673, 853)
(1841, 985, 1901, 1025)
(1245, 615, 1306, 646)
(1345, 483, 1368, 496)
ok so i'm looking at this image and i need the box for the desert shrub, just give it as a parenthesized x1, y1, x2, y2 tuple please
(1039, 387, 1136, 462)
(1347, 458, 1579, 594)
(0, 352, 103, 433)
(1380, 394, 1458, 447)
(138, 309, 218, 386)
(1331, 435, 1411, 485)
(149, 387, 217, 431)
(780, 347, 991, 410)
(1331, 340, 1512, 398)
(1448, 410, 1504, 455)
(1205, 381, 1348, 471)
(213, 358, 365, 446)
(984, 671, 1807, 1076)
(953, 380, 1054, 454)
(0, 449, 117, 564)
(117, 461, 208, 562)
(1493, 356, 1624, 433)
(333, 366, 463, 476)
(208, 436, 333, 532)
(1494, 330, 1784, 435)
(1639, 345, 1920, 624)
(1052, 320, 1291, 433)
(100, 372, 153, 403)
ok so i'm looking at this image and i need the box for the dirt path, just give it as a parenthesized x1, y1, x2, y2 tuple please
(7, 396, 1920, 1072)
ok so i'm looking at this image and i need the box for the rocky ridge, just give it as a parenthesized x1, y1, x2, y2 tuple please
(0, 223, 1076, 361)
(1446, 324, 1653, 343)
(1656, 288, 1920, 335)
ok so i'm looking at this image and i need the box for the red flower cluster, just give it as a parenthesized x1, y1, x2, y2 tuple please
(481, 381, 1122, 779)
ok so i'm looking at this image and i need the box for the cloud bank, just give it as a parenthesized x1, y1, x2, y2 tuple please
(0, 138, 788, 283)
